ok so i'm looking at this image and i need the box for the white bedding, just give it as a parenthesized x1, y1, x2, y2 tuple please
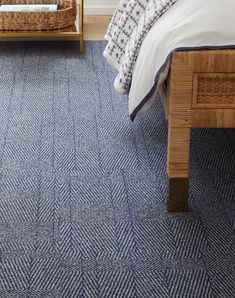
(103, 0, 176, 94)
(129, 0, 235, 120)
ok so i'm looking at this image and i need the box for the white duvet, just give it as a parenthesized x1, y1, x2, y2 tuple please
(129, 0, 235, 120)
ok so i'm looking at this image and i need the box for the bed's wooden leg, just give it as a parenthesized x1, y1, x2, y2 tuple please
(167, 126, 190, 212)
(168, 177, 189, 212)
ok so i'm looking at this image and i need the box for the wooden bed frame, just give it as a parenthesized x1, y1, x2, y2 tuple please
(161, 50, 235, 212)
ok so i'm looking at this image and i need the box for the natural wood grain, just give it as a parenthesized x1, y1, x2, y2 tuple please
(0, 5, 110, 51)
(0, 14, 109, 43)
(79, 0, 84, 52)
(192, 109, 235, 128)
(84, 16, 110, 40)
(167, 126, 190, 178)
(164, 49, 235, 212)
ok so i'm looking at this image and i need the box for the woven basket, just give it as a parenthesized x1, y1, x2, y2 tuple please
(0, 0, 77, 31)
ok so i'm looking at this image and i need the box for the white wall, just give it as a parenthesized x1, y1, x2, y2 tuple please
(84, 0, 117, 15)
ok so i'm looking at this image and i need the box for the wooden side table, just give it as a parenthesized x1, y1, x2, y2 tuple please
(0, 0, 84, 53)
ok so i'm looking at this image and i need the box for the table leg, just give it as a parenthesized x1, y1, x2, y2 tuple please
(80, 37, 84, 53)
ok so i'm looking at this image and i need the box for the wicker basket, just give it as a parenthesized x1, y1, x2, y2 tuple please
(0, 0, 77, 31)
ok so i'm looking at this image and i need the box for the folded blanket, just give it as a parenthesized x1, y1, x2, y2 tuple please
(103, 0, 177, 94)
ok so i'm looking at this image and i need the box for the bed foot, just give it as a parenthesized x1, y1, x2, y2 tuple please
(167, 178, 189, 212)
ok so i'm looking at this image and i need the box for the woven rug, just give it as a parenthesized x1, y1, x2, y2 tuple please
(0, 41, 234, 298)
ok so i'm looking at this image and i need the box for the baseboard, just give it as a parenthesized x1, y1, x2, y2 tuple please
(84, 5, 116, 15)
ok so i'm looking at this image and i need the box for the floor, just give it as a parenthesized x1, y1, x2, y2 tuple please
(0, 41, 234, 298)
(84, 16, 110, 40)
(0, 15, 110, 42)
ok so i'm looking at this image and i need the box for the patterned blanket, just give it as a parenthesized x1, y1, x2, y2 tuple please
(103, 0, 177, 94)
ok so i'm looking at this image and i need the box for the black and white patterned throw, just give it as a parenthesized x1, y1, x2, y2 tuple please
(104, 0, 177, 94)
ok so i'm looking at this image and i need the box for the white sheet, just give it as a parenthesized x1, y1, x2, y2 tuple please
(129, 0, 235, 120)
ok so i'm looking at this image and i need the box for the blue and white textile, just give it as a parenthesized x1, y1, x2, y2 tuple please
(103, 0, 177, 94)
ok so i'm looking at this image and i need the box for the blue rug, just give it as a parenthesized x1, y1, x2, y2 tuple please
(0, 41, 234, 298)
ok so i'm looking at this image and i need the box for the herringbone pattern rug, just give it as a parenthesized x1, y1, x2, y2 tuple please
(0, 41, 234, 298)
